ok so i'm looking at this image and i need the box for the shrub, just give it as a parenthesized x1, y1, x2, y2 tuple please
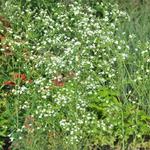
(0, 0, 150, 149)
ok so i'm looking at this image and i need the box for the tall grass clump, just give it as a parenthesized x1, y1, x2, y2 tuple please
(0, 0, 150, 149)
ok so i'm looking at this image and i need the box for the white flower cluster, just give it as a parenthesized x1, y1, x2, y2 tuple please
(2, 0, 149, 147)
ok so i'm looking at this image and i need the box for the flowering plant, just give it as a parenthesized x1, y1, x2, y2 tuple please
(0, 0, 150, 149)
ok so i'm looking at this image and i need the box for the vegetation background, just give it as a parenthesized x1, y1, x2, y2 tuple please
(0, 0, 150, 150)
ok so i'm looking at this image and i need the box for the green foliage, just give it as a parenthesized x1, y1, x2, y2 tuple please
(0, 97, 8, 148)
(0, 0, 150, 149)
(87, 87, 150, 148)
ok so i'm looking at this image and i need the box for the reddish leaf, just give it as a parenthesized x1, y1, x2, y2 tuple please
(3, 81, 16, 86)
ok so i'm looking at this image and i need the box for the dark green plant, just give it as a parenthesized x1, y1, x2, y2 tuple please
(0, 96, 8, 148)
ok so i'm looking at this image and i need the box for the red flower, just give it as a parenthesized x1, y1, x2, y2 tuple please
(13, 73, 27, 81)
(52, 79, 64, 87)
(3, 81, 16, 86)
